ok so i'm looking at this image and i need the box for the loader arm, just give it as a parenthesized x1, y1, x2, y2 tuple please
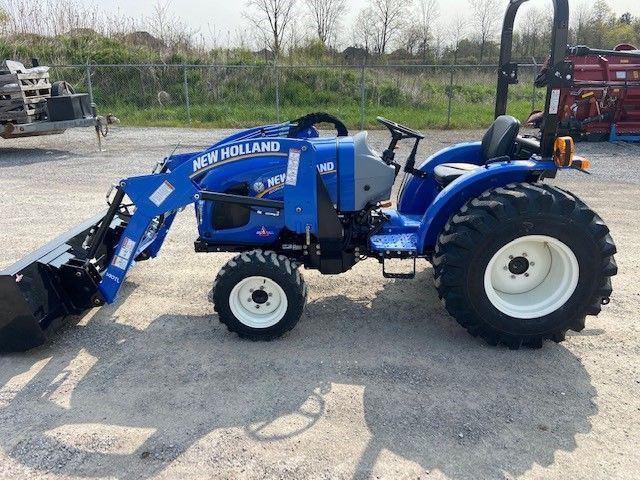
(0, 129, 324, 351)
(99, 137, 321, 302)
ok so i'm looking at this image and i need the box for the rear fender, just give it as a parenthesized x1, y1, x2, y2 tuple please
(416, 160, 557, 253)
(398, 142, 483, 215)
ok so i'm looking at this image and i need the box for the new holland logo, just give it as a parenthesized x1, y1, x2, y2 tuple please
(192, 141, 282, 173)
(255, 161, 336, 196)
(253, 181, 266, 193)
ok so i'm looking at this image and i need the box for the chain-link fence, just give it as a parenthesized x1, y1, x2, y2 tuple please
(47, 63, 544, 129)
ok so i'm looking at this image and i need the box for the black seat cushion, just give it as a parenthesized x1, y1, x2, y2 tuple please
(433, 115, 521, 187)
(433, 163, 482, 186)
(481, 115, 521, 161)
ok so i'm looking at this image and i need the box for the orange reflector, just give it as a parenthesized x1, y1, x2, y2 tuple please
(553, 136, 575, 167)
(573, 156, 590, 171)
(380, 201, 393, 208)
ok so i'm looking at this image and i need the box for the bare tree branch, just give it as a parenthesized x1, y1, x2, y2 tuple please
(305, 0, 345, 47)
(468, 0, 500, 62)
(245, 0, 297, 57)
(401, 0, 438, 58)
(358, 0, 407, 55)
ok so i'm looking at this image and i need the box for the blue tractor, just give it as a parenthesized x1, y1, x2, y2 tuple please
(0, 0, 617, 351)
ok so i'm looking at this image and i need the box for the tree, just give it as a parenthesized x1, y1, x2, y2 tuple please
(400, 25, 421, 56)
(353, 8, 377, 53)
(146, 1, 196, 51)
(364, 0, 408, 55)
(0, 7, 7, 34)
(447, 13, 468, 62)
(572, 1, 590, 44)
(468, 0, 500, 63)
(415, 0, 439, 61)
(514, 6, 546, 60)
(304, 0, 345, 47)
(604, 22, 636, 48)
(620, 12, 632, 25)
(588, 0, 614, 47)
(245, 0, 297, 57)
(149, 1, 171, 45)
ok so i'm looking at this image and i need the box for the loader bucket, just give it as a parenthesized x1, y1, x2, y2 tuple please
(0, 212, 124, 352)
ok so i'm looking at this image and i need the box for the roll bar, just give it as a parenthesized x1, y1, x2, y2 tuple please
(495, 0, 570, 158)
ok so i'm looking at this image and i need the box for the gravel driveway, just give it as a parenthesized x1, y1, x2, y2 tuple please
(0, 126, 638, 480)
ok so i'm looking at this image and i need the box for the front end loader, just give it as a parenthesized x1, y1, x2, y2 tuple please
(0, 0, 617, 352)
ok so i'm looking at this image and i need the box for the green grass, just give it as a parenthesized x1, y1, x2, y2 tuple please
(39, 60, 549, 130)
(105, 98, 539, 131)
(3, 32, 548, 130)
(88, 66, 544, 130)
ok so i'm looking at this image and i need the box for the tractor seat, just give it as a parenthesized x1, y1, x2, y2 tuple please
(432, 163, 482, 185)
(433, 115, 521, 187)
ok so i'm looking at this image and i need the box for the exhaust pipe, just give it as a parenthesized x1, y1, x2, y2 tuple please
(0, 212, 126, 352)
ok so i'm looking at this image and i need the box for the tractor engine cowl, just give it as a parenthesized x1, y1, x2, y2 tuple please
(195, 133, 395, 246)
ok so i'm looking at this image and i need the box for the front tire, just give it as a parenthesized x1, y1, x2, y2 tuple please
(433, 183, 617, 349)
(213, 250, 307, 340)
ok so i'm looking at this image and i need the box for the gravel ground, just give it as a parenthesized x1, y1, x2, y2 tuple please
(0, 126, 639, 480)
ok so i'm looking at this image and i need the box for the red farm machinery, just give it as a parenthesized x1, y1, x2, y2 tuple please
(526, 44, 640, 142)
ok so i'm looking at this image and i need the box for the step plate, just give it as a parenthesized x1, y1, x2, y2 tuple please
(369, 233, 418, 254)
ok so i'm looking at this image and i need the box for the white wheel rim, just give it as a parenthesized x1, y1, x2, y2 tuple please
(229, 276, 288, 329)
(483, 235, 579, 319)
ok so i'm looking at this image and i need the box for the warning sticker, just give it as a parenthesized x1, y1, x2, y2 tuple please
(111, 255, 128, 270)
(615, 71, 627, 80)
(119, 237, 136, 261)
(549, 89, 561, 115)
(285, 149, 301, 186)
(149, 180, 175, 207)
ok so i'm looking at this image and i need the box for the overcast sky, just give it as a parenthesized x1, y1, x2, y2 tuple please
(99, 0, 640, 48)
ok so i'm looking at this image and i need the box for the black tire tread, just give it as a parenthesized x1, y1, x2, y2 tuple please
(212, 249, 307, 340)
(433, 182, 617, 349)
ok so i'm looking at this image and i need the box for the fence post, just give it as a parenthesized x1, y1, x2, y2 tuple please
(446, 66, 454, 128)
(274, 61, 281, 122)
(531, 58, 538, 113)
(183, 64, 192, 124)
(85, 62, 94, 104)
(359, 61, 366, 130)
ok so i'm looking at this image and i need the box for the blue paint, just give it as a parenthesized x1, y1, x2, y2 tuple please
(397, 142, 483, 215)
(94, 119, 557, 305)
(337, 137, 356, 211)
(609, 124, 640, 142)
(416, 160, 557, 252)
(96, 122, 348, 302)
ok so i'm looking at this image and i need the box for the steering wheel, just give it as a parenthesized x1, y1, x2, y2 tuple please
(376, 116, 424, 139)
(289, 112, 349, 138)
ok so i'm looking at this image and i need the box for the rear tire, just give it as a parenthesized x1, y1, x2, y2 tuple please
(433, 182, 617, 349)
(213, 250, 307, 340)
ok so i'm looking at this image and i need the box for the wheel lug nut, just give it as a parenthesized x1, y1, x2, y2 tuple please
(259, 286, 264, 290)
(530, 262, 535, 266)
(255, 305, 260, 309)
(268, 293, 273, 297)
(249, 289, 254, 292)
(247, 298, 252, 302)
(522, 253, 527, 257)
(511, 275, 516, 279)
(266, 302, 271, 306)
(503, 266, 508, 270)
(509, 255, 514, 259)
(524, 273, 529, 277)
